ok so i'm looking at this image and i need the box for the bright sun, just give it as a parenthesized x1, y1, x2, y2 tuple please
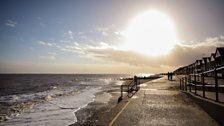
(124, 10, 178, 56)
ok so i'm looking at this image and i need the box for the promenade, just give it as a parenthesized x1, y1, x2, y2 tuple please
(98, 76, 220, 126)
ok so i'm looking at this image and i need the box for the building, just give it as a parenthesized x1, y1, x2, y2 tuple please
(215, 47, 224, 77)
(174, 47, 224, 78)
(195, 60, 202, 74)
(215, 47, 224, 68)
(210, 53, 216, 70)
(202, 57, 209, 72)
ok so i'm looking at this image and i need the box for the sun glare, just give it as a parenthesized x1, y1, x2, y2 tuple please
(124, 10, 178, 56)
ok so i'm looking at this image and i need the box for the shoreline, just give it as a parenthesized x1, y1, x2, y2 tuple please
(71, 77, 160, 126)
(0, 87, 102, 125)
(70, 80, 122, 126)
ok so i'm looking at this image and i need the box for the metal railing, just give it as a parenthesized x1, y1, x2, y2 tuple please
(179, 66, 224, 102)
(120, 79, 139, 98)
(118, 76, 140, 103)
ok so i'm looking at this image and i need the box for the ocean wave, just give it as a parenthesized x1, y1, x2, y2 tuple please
(1, 87, 102, 126)
(0, 74, 125, 125)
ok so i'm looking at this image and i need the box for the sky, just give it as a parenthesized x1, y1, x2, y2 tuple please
(0, 0, 224, 74)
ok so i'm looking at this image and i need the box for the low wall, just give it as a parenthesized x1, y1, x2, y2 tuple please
(193, 86, 224, 93)
(183, 91, 224, 125)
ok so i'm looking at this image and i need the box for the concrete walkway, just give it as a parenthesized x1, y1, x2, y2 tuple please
(107, 77, 220, 126)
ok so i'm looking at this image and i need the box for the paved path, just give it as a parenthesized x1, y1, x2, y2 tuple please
(109, 77, 220, 126)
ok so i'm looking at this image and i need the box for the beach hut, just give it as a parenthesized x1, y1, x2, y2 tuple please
(184, 66, 188, 75)
(195, 60, 202, 74)
(215, 47, 224, 77)
(192, 62, 196, 74)
(186, 65, 190, 75)
(179, 67, 184, 75)
(191, 63, 194, 74)
(188, 63, 194, 74)
(173, 67, 181, 75)
(202, 57, 209, 72)
(207, 57, 211, 70)
(188, 64, 191, 74)
(176, 67, 183, 75)
(215, 47, 224, 68)
(179, 66, 187, 75)
(210, 53, 216, 70)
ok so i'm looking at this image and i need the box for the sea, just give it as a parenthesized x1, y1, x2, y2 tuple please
(0, 74, 132, 126)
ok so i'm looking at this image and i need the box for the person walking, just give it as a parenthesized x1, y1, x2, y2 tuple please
(168, 72, 170, 80)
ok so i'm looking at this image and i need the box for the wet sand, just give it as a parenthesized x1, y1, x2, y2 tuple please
(70, 92, 119, 126)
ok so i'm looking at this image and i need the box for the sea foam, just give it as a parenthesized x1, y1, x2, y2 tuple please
(2, 87, 101, 126)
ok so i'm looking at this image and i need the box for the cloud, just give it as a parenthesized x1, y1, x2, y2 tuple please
(64, 45, 84, 54)
(64, 30, 74, 39)
(37, 39, 85, 54)
(35, 26, 224, 73)
(78, 35, 88, 40)
(95, 26, 111, 36)
(95, 27, 109, 32)
(74, 42, 79, 46)
(166, 44, 215, 67)
(79, 35, 224, 72)
(47, 43, 54, 46)
(86, 48, 164, 67)
(52, 42, 85, 54)
(166, 36, 224, 67)
(37, 41, 55, 47)
(114, 31, 126, 36)
(220, 35, 224, 40)
(102, 31, 109, 36)
(5, 35, 224, 74)
(5, 20, 17, 27)
(37, 41, 46, 45)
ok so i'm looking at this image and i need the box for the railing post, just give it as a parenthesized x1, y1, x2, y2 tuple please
(128, 84, 130, 95)
(198, 74, 200, 81)
(183, 77, 185, 91)
(194, 74, 197, 95)
(202, 73, 205, 98)
(182, 78, 184, 90)
(184, 77, 187, 91)
(214, 69, 219, 102)
(180, 79, 182, 90)
(183, 77, 186, 91)
(188, 75, 191, 91)
(121, 85, 123, 98)
(189, 75, 191, 92)
(137, 77, 140, 91)
(183, 77, 186, 90)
